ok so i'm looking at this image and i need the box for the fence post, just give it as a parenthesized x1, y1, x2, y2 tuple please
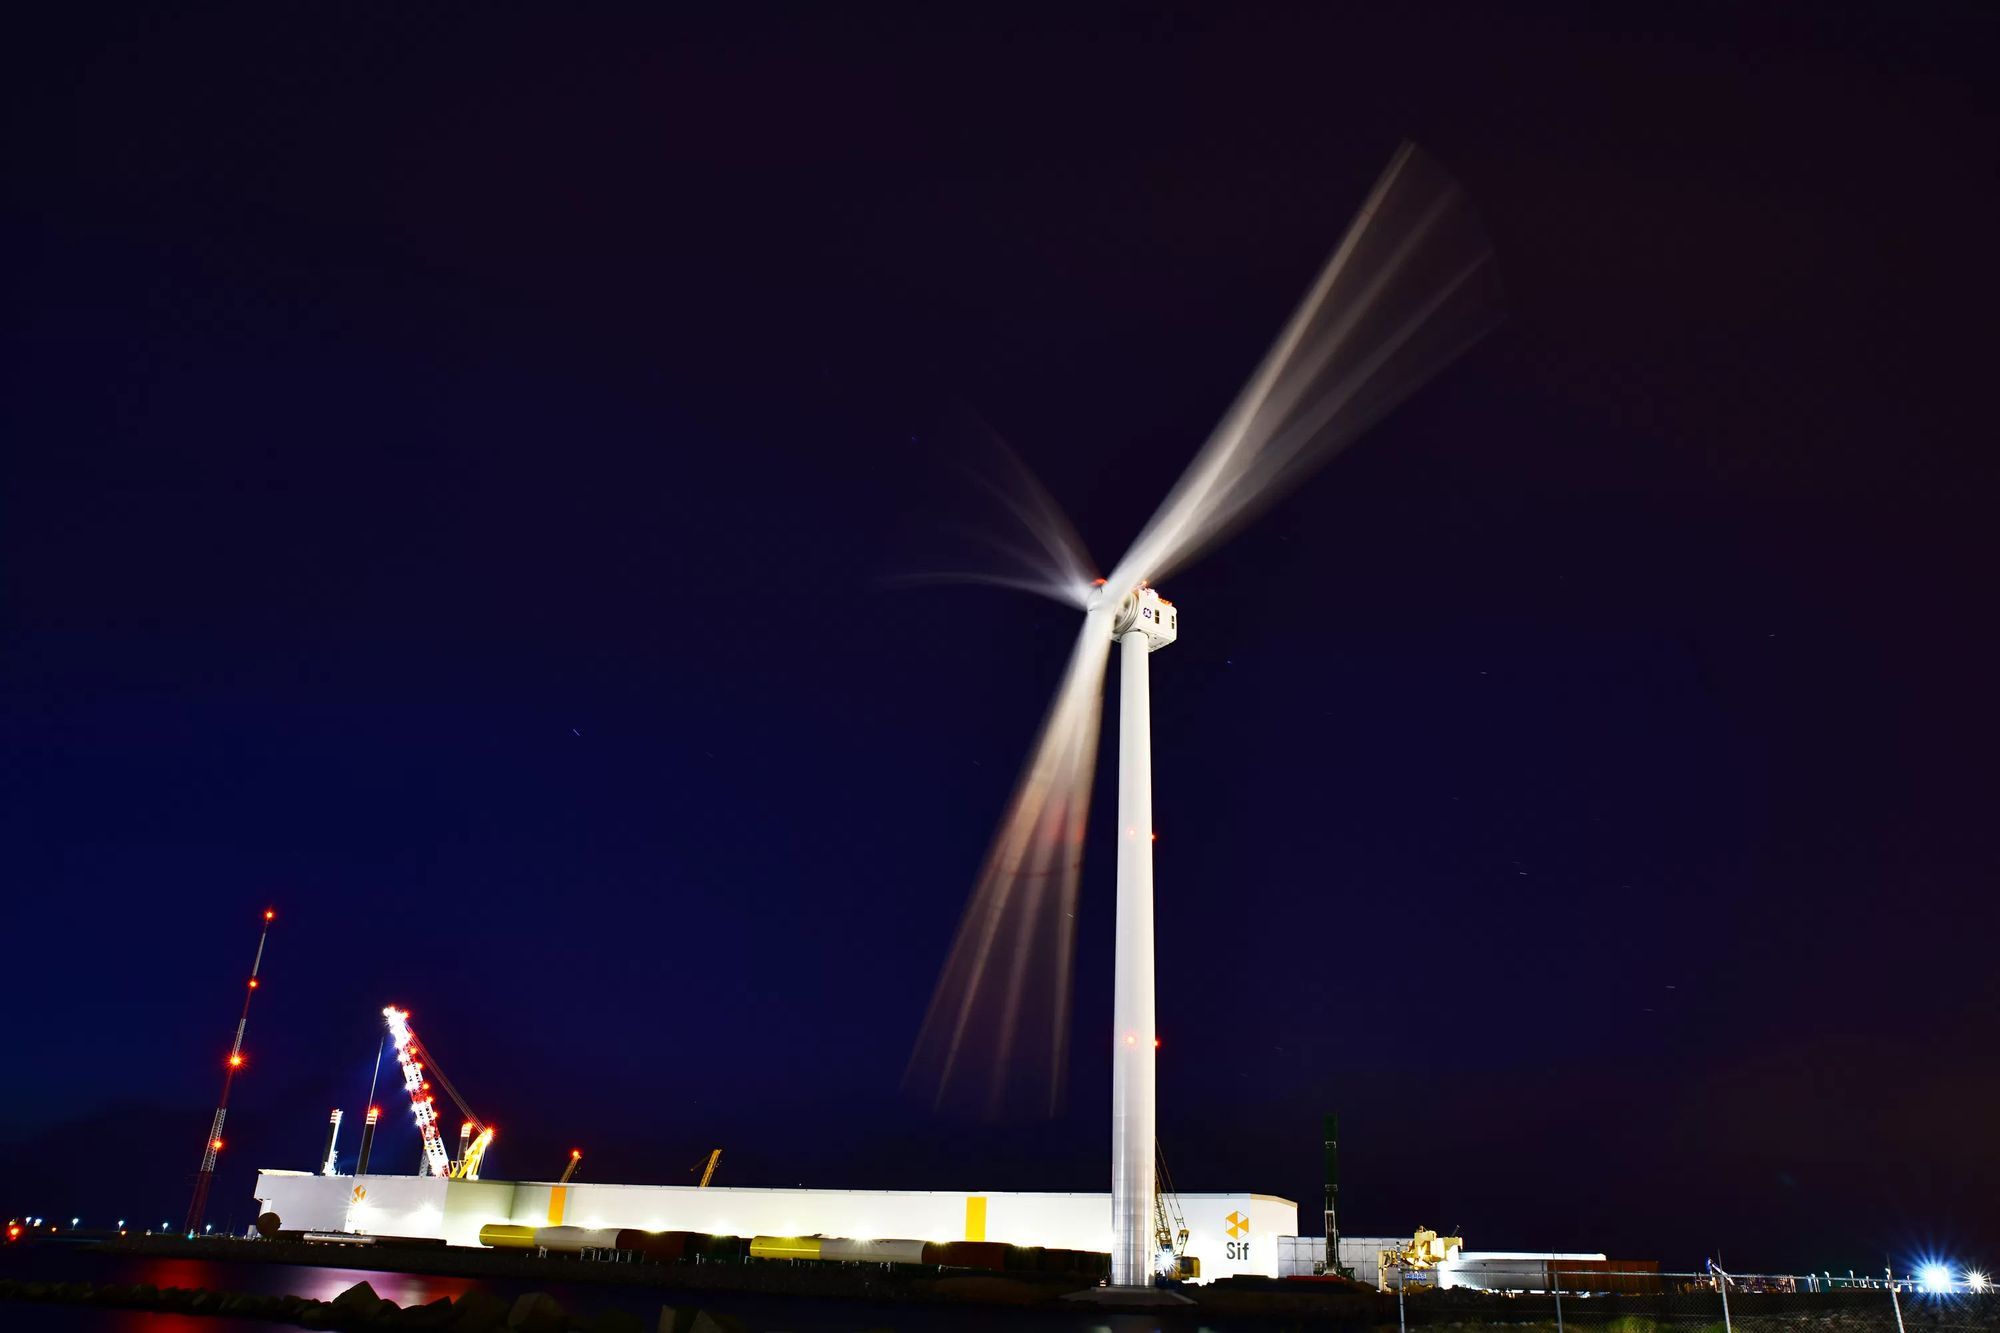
(1888, 1269, 1907, 1333)
(1552, 1264, 1564, 1333)
(1397, 1263, 1407, 1333)
(1717, 1266, 1732, 1333)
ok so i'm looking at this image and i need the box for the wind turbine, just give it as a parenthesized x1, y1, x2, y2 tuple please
(908, 141, 1503, 1288)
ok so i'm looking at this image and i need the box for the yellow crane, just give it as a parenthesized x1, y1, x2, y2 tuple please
(1378, 1227, 1461, 1290)
(694, 1148, 721, 1188)
(1155, 1144, 1197, 1280)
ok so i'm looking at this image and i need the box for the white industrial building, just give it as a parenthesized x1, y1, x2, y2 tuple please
(253, 1170, 1297, 1282)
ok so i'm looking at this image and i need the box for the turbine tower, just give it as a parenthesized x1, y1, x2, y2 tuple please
(908, 140, 1502, 1289)
(1106, 584, 1176, 1284)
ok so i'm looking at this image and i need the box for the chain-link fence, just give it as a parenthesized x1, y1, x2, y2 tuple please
(1375, 1268, 1998, 1333)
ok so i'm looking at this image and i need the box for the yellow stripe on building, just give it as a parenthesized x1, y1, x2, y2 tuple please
(964, 1194, 987, 1242)
(546, 1185, 567, 1226)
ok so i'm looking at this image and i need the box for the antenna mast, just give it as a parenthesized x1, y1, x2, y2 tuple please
(185, 908, 275, 1235)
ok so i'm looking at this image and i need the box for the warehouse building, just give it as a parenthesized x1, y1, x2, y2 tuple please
(253, 1170, 1297, 1282)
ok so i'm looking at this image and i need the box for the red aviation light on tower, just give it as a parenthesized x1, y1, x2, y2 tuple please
(263, 909, 275, 922)
(211, 1138, 225, 1151)
(227, 1054, 244, 1068)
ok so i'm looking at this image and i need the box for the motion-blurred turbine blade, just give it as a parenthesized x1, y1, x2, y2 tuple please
(905, 606, 1114, 1115)
(1105, 141, 1502, 593)
(908, 142, 1502, 1120)
(891, 426, 1099, 610)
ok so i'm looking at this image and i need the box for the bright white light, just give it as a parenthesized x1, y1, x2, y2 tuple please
(1966, 1271, 1988, 1293)
(1920, 1264, 1953, 1294)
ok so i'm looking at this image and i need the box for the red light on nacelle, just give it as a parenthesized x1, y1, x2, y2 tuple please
(1092, 577, 1108, 585)
(1154, 1038, 1162, 1048)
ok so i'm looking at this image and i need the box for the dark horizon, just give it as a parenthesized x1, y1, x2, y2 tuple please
(4, 3, 1996, 1276)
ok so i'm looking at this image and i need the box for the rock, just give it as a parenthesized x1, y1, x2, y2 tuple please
(506, 1290, 569, 1332)
(330, 1280, 391, 1320)
(447, 1288, 511, 1333)
(392, 1295, 460, 1328)
(687, 1312, 749, 1333)
(581, 1310, 642, 1333)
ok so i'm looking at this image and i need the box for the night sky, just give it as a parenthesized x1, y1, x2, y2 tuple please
(4, 3, 1996, 1273)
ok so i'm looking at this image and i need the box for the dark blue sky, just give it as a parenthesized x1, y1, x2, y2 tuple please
(4, 3, 1995, 1271)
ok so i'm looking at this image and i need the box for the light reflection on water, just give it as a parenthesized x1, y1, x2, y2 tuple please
(124, 1255, 474, 1307)
(1, 1247, 1233, 1331)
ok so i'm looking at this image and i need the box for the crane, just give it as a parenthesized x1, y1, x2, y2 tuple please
(1154, 1143, 1195, 1280)
(694, 1149, 721, 1188)
(558, 1150, 582, 1186)
(1377, 1227, 1462, 1291)
(382, 1006, 494, 1180)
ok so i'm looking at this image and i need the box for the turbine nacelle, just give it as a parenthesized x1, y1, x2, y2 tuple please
(1090, 581, 1178, 652)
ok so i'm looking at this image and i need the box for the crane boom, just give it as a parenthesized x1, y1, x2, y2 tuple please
(384, 1007, 452, 1178)
(696, 1149, 721, 1188)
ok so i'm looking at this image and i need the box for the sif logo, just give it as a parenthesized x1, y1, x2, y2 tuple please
(1223, 1210, 1251, 1260)
(349, 1187, 367, 1205)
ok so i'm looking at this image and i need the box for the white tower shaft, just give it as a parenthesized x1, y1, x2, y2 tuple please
(1110, 627, 1157, 1286)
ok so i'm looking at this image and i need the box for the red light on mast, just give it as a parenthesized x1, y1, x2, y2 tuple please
(228, 1054, 244, 1068)
(263, 909, 275, 921)
(211, 1138, 225, 1151)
